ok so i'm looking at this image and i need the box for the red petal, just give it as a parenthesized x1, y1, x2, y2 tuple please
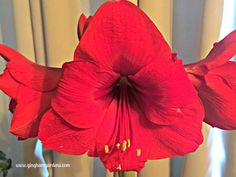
(94, 95, 203, 171)
(203, 30, 236, 69)
(52, 61, 119, 128)
(38, 109, 96, 155)
(185, 30, 236, 129)
(78, 14, 87, 40)
(0, 69, 43, 138)
(190, 63, 236, 130)
(148, 100, 204, 159)
(0, 44, 61, 92)
(0, 44, 62, 138)
(185, 30, 236, 73)
(211, 61, 236, 90)
(95, 99, 148, 172)
(74, 1, 171, 72)
(9, 99, 17, 113)
(0, 69, 19, 98)
(129, 59, 200, 125)
(9, 86, 54, 138)
(77, 14, 93, 41)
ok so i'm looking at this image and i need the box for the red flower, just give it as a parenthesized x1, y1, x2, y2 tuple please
(1, 0, 236, 173)
(0, 44, 61, 139)
(185, 30, 236, 130)
(38, 1, 204, 172)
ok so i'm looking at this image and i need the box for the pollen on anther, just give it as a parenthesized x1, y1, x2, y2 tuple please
(137, 148, 141, 157)
(116, 143, 120, 149)
(104, 145, 109, 153)
(122, 140, 127, 151)
(127, 139, 131, 148)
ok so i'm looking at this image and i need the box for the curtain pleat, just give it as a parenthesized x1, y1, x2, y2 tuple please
(11, 0, 35, 61)
(138, 159, 170, 177)
(182, 124, 211, 177)
(11, 1, 44, 177)
(128, 0, 138, 5)
(40, 0, 81, 67)
(139, 0, 173, 46)
(181, 1, 224, 177)
(29, 0, 46, 65)
(199, 0, 224, 58)
(222, 130, 236, 177)
(52, 154, 91, 177)
(172, 0, 205, 63)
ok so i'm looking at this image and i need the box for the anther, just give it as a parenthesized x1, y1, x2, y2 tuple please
(122, 140, 127, 152)
(137, 148, 141, 157)
(116, 143, 121, 149)
(127, 139, 131, 148)
(104, 145, 109, 153)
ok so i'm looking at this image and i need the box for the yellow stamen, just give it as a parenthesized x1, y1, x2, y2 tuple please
(104, 145, 109, 153)
(137, 148, 141, 157)
(122, 140, 127, 151)
(116, 143, 121, 149)
(127, 139, 131, 148)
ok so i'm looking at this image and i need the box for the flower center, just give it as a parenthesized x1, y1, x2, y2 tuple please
(116, 76, 132, 87)
(102, 75, 142, 171)
(115, 76, 132, 147)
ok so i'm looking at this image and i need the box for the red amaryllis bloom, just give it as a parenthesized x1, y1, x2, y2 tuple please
(38, 1, 204, 171)
(0, 44, 61, 139)
(185, 30, 236, 130)
(1, 0, 236, 173)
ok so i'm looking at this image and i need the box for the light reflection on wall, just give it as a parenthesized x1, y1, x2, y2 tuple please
(209, 1, 236, 177)
(34, 139, 49, 177)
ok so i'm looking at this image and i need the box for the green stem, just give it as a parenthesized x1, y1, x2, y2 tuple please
(115, 171, 136, 177)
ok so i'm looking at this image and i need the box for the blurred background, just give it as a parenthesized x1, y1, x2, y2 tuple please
(0, 0, 236, 177)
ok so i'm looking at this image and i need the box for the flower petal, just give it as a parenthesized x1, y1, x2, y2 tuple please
(189, 64, 236, 129)
(38, 109, 96, 155)
(129, 59, 201, 125)
(9, 99, 17, 113)
(74, 1, 171, 73)
(52, 60, 119, 128)
(0, 44, 62, 138)
(0, 44, 61, 92)
(0, 69, 19, 99)
(185, 30, 236, 73)
(0, 69, 44, 138)
(8, 86, 54, 138)
(147, 100, 204, 159)
(94, 93, 203, 171)
(203, 30, 236, 69)
(77, 14, 93, 41)
(93, 98, 148, 172)
(185, 30, 236, 129)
